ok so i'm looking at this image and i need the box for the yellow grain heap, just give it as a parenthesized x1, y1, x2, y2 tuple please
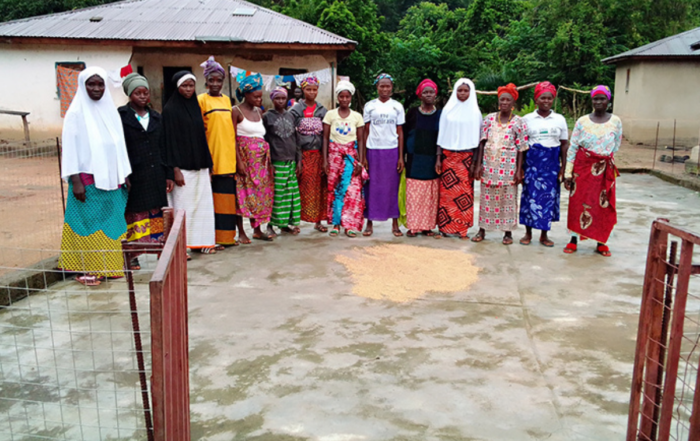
(336, 244, 479, 303)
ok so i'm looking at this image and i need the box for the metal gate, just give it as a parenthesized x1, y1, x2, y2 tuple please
(627, 219, 700, 441)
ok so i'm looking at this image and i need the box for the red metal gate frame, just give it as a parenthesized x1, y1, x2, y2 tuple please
(627, 219, 700, 441)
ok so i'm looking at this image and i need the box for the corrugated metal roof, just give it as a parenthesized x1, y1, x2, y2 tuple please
(603, 26, 700, 63)
(0, 0, 356, 46)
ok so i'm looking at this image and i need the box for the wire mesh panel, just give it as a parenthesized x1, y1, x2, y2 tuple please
(627, 219, 700, 441)
(0, 258, 156, 440)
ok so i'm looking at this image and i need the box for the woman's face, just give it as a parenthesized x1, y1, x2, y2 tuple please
(294, 88, 303, 100)
(337, 90, 352, 109)
(592, 95, 609, 112)
(420, 86, 436, 105)
(303, 85, 318, 102)
(85, 75, 105, 101)
(246, 90, 263, 107)
(456, 84, 470, 102)
(130, 86, 150, 108)
(377, 79, 393, 100)
(273, 94, 287, 110)
(536, 92, 554, 112)
(498, 93, 514, 112)
(206, 72, 224, 96)
(178, 79, 196, 99)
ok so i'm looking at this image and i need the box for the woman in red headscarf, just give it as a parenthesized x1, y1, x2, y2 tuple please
(519, 81, 569, 247)
(403, 79, 441, 237)
(472, 83, 529, 245)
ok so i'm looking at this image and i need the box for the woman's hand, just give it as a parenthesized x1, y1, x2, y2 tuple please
(514, 168, 524, 185)
(472, 165, 482, 181)
(397, 157, 405, 174)
(296, 162, 303, 176)
(125, 177, 131, 192)
(353, 161, 362, 177)
(166, 179, 175, 193)
(323, 160, 330, 176)
(174, 168, 186, 186)
(564, 178, 573, 191)
(435, 158, 442, 175)
(72, 181, 86, 202)
(236, 162, 247, 179)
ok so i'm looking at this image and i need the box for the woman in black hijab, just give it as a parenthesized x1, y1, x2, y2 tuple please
(162, 70, 217, 256)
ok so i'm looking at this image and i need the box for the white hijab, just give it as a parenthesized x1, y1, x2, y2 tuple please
(437, 78, 483, 150)
(61, 66, 131, 191)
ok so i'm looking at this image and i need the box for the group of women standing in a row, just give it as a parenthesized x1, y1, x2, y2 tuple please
(57, 58, 622, 286)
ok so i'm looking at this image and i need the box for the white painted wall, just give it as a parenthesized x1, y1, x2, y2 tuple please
(612, 60, 700, 146)
(0, 43, 132, 140)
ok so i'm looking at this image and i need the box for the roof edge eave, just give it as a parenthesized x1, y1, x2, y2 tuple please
(602, 54, 700, 64)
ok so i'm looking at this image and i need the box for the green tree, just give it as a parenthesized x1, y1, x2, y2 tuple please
(0, 0, 119, 22)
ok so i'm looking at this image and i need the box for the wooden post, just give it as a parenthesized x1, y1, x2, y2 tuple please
(21, 115, 30, 145)
(652, 122, 660, 171)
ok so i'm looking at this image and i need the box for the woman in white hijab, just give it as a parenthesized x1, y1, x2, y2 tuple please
(58, 66, 132, 286)
(435, 78, 482, 239)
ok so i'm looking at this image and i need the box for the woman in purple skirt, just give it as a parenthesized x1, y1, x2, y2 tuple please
(362, 73, 405, 237)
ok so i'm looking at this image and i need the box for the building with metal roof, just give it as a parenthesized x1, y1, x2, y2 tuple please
(0, 0, 356, 138)
(602, 27, 700, 146)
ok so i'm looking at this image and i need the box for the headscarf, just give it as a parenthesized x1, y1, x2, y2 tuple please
(534, 81, 556, 100)
(300, 75, 319, 89)
(176, 73, 196, 88)
(591, 85, 612, 100)
(122, 72, 149, 97)
(437, 78, 482, 150)
(335, 80, 356, 97)
(374, 73, 394, 85)
(161, 71, 213, 171)
(497, 83, 519, 101)
(61, 66, 132, 191)
(270, 87, 288, 100)
(236, 73, 263, 102)
(416, 78, 438, 96)
(200, 56, 225, 79)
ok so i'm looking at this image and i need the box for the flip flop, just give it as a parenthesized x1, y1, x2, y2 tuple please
(596, 244, 612, 257)
(471, 234, 485, 243)
(392, 229, 404, 237)
(214, 244, 226, 251)
(76, 275, 101, 287)
(519, 237, 531, 246)
(345, 230, 359, 238)
(540, 239, 555, 248)
(362, 228, 373, 237)
(314, 224, 328, 233)
(502, 236, 513, 245)
(253, 234, 274, 242)
(329, 228, 340, 237)
(129, 258, 141, 271)
(200, 247, 217, 254)
(563, 243, 577, 254)
(406, 230, 418, 238)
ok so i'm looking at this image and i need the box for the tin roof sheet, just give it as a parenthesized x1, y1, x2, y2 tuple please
(603, 26, 700, 63)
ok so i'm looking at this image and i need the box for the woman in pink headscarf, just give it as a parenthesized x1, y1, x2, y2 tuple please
(403, 79, 442, 237)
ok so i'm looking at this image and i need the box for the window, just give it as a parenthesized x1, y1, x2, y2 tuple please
(55, 61, 86, 99)
(625, 68, 631, 93)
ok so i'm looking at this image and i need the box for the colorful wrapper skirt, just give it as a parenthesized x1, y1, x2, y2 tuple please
(58, 174, 127, 278)
(235, 136, 274, 228)
(364, 148, 400, 221)
(326, 141, 367, 231)
(125, 208, 164, 243)
(567, 148, 618, 244)
(437, 150, 474, 236)
(299, 150, 328, 223)
(211, 174, 238, 245)
(406, 178, 439, 231)
(271, 161, 302, 227)
(478, 183, 519, 232)
(520, 144, 561, 231)
(167, 168, 216, 249)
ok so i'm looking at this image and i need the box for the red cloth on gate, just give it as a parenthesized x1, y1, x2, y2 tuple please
(567, 148, 619, 243)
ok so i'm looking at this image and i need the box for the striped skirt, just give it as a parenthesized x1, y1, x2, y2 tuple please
(167, 168, 216, 249)
(212, 174, 238, 245)
(271, 161, 302, 227)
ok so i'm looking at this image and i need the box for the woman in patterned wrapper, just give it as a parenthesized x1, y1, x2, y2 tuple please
(472, 83, 529, 245)
(59, 67, 132, 286)
(563, 85, 622, 257)
(263, 87, 302, 238)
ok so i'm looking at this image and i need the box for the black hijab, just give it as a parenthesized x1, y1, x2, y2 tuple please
(161, 70, 213, 171)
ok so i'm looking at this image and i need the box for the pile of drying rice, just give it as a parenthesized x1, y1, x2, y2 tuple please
(336, 244, 479, 302)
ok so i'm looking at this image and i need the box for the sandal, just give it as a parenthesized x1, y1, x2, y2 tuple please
(422, 230, 435, 237)
(596, 244, 612, 257)
(186, 252, 192, 261)
(392, 229, 404, 237)
(519, 237, 531, 246)
(362, 227, 373, 237)
(345, 230, 359, 238)
(215, 244, 226, 251)
(502, 235, 513, 245)
(471, 234, 485, 243)
(563, 243, 577, 254)
(76, 275, 101, 287)
(129, 258, 141, 271)
(406, 230, 418, 238)
(314, 224, 328, 233)
(540, 238, 555, 248)
(281, 226, 301, 235)
(329, 227, 340, 237)
(200, 247, 217, 254)
(253, 233, 274, 242)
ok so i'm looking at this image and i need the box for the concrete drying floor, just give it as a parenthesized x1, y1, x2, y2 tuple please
(184, 174, 700, 441)
(1, 173, 699, 441)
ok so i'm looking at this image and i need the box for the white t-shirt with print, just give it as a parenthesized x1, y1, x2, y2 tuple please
(523, 110, 568, 148)
(363, 98, 405, 150)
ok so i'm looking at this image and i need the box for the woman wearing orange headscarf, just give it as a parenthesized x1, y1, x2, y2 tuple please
(472, 83, 529, 245)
